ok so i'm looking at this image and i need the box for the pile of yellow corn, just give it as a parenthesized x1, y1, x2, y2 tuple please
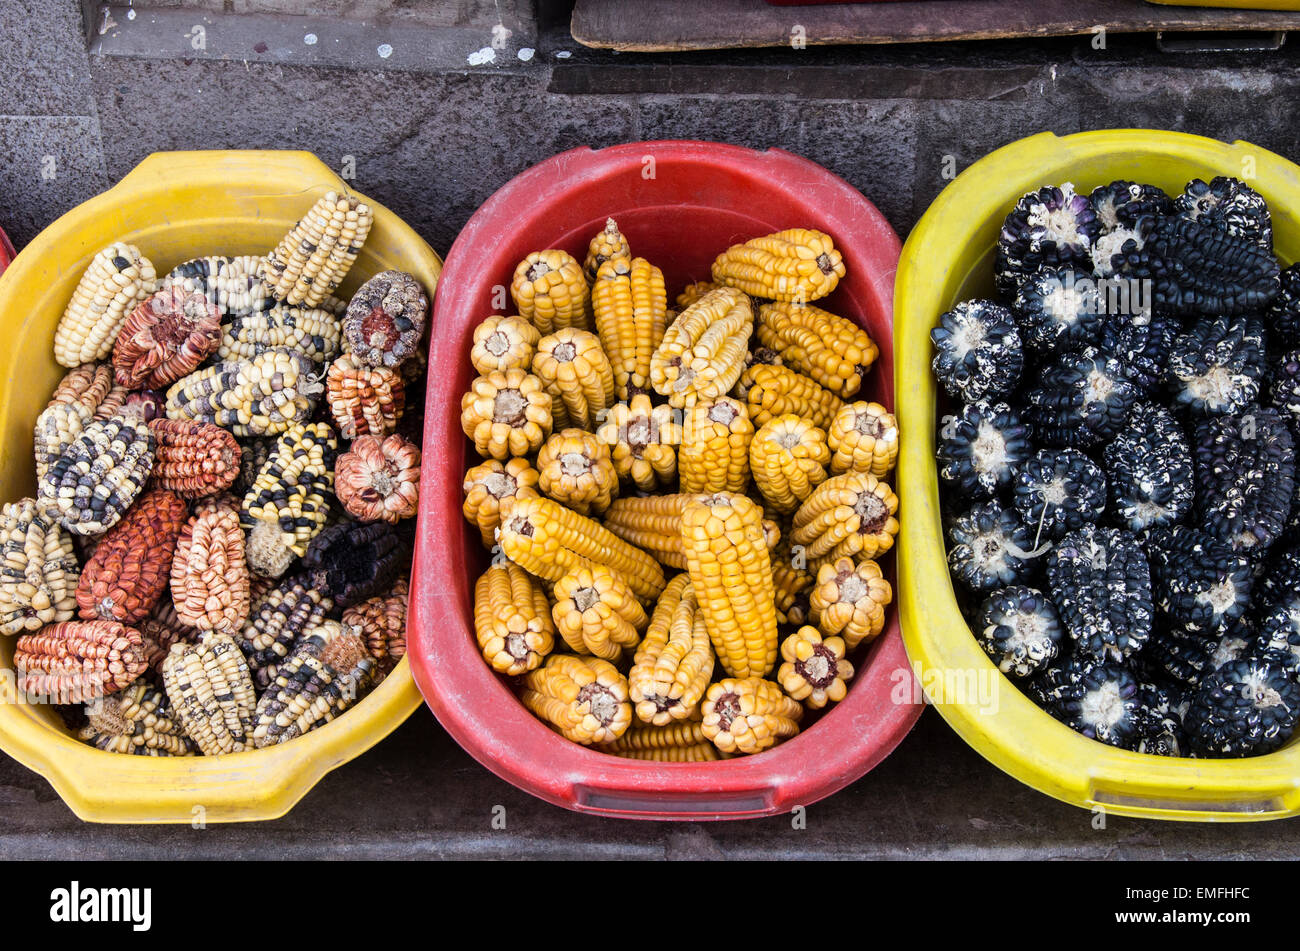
(461, 220, 899, 759)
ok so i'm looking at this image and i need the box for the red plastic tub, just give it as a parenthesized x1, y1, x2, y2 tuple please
(410, 140, 920, 820)
(0, 226, 15, 276)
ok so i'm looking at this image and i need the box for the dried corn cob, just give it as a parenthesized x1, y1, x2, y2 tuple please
(700, 677, 802, 755)
(219, 301, 343, 367)
(336, 433, 421, 524)
(584, 217, 632, 282)
(343, 270, 429, 369)
(462, 457, 540, 548)
(37, 416, 155, 536)
(474, 563, 554, 675)
(302, 520, 410, 608)
(750, 414, 831, 515)
(675, 281, 720, 312)
(80, 683, 195, 756)
(342, 577, 408, 678)
(792, 472, 900, 567)
(628, 574, 714, 725)
(741, 363, 844, 431)
(460, 368, 553, 460)
(470, 315, 541, 375)
(827, 401, 899, 477)
(531, 328, 615, 431)
(592, 257, 668, 400)
(33, 400, 91, 480)
(236, 437, 275, 496)
(54, 243, 158, 367)
(16, 620, 147, 704)
(711, 229, 845, 304)
(771, 534, 814, 627)
(778, 627, 854, 710)
(260, 191, 374, 307)
(808, 556, 892, 649)
(147, 418, 242, 498)
(609, 744, 719, 762)
(162, 632, 257, 755)
(240, 422, 337, 574)
(511, 250, 591, 334)
(113, 284, 223, 389)
(165, 348, 323, 437)
(551, 564, 647, 661)
(498, 496, 666, 603)
(171, 506, 250, 633)
(536, 428, 618, 517)
(235, 575, 334, 689)
(755, 302, 878, 398)
(137, 596, 193, 672)
(678, 396, 753, 494)
(603, 494, 702, 570)
(520, 654, 632, 745)
(47, 362, 115, 415)
(599, 720, 717, 761)
(594, 395, 681, 491)
(0, 499, 79, 635)
(649, 287, 753, 408)
(122, 389, 165, 422)
(326, 352, 405, 440)
(162, 254, 273, 320)
(76, 489, 187, 624)
(681, 493, 779, 679)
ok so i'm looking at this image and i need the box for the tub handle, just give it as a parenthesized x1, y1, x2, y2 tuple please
(573, 783, 775, 819)
(1089, 781, 1300, 819)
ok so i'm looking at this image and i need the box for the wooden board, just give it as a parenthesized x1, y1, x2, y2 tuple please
(571, 0, 1300, 51)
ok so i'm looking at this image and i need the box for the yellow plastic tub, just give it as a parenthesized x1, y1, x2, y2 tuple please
(897, 129, 1300, 822)
(0, 150, 436, 823)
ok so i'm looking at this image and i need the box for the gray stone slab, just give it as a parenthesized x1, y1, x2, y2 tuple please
(0, 116, 108, 248)
(0, 0, 93, 118)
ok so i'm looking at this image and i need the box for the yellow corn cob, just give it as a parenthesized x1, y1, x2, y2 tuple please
(678, 396, 753, 494)
(770, 534, 815, 626)
(584, 217, 632, 282)
(741, 363, 844, 431)
(520, 654, 632, 745)
(460, 368, 553, 460)
(462, 457, 540, 548)
(755, 302, 879, 398)
(592, 257, 668, 400)
(54, 243, 158, 367)
(700, 677, 802, 755)
(260, 191, 373, 308)
(809, 556, 893, 649)
(827, 401, 899, 478)
(536, 429, 619, 516)
(627, 574, 714, 725)
(531, 328, 615, 431)
(511, 250, 591, 335)
(603, 494, 780, 571)
(649, 287, 753, 408)
(609, 744, 720, 762)
(551, 564, 647, 661)
(778, 627, 854, 710)
(600, 719, 709, 752)
(498, 496, 666, 603)
(681, 493, 778, 678)
(470, 315, 541, 375)
(594, 395, 681, 492)
(711, 228, 845, 304)
(675, 281, 720, 312)
(740, 346, 785, 383)
(474, 563, 554, 675)
(791, 472, 900, 567)
(750, 414, 831, 515)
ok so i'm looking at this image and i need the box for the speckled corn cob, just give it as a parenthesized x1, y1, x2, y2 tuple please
(165, 348, 323, 437)
(700, 677, 802, 755)
(0, 499, 79, 635)
(594, 395, 681, 491)
(771, 534, 814, 627)
(147, 418, 242, 498)
(678, 396, 753, 494)
(627, 574, 714, 725)
(599, 720, 717, 761)
(16, 620, 147, 704)
(741, 363, 844, 431)
(792, 472, 899, 568)
(342, 270, 428, 370)
(48, 362, 115, 415)
(755, 302, 878, 398)
(497, 496, 666, 603)
(260, 191, 373, 308)
(681, 493, 779, 679)
(592, 257, 668, 400)
(92, 384, 132, 422)
(584, 217, 632, 282)
(750, 414, 831, 515)
(79, 683, 195, 756)
(113, 284, 223, 389)
(162, 254, 274, 320)
(778, 627, 854, 710)
(511, 249, 591, 335)
(675, 281, 720, 312)
(552, 564, 646, 661)
(326, 353, 405, 440)
(531, 328, 615, 431)
(536, 429, 618, 517)
(240, 422, 337, 576)
(162, 633, 256, 755)
(33, 400, 91, 479)
(474, 563, 554, 675)
(219, 301, 343, 366)
(236, 437, 275, 496)
(711, 229, 845, 304)
(235, 575, 334, 689)
(471, 315, 541, 375)
(827, 401, 898, 477)
(460, 368, 553, 460)
(335, 433, 421, 524)
(37, 416, 155, 537)
(171, 506, 250, 634)
(462, 457, 540, 548)
(342, 576, 408, 678)
(520, 654, 632, 745)
(76, 489, 187, 625)
(137, 596, 193, 672)
(650, 287, 753, 408)
(808, 556, 892, 649)
(54, 243, 158, 367)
